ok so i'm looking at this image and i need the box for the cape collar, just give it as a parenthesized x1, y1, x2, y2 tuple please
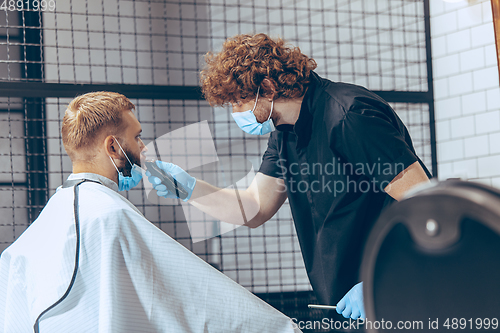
(66, 173, 119, 192)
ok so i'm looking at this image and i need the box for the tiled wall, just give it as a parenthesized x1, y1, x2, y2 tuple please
(430, 0, 500, 186)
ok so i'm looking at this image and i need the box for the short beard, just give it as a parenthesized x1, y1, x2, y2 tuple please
(118, 146, 142, 177)
(254, 104, 271, 124)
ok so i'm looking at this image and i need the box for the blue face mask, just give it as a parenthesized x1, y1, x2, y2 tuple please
(109, 137, 143, 191)
(231, 87, 274, 135)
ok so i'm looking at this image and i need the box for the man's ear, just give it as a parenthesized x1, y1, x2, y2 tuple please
(104, 135, 121, 159)
(261, 78, 277, 101)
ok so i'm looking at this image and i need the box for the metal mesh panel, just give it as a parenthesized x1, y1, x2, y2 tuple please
(390, 102, 432, 168)
(0, 1, 429, 90)
(2, 1, 428, 89)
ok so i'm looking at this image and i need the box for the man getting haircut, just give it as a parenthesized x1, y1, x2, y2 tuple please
(0, 91, 300, 333)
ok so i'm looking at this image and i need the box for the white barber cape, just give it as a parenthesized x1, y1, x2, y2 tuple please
(0, 173, 300, 333)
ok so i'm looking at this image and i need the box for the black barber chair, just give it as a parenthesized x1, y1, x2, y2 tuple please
(361, 180, 500, 332)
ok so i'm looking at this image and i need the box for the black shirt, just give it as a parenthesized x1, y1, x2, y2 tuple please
(258, 71, 432, 305)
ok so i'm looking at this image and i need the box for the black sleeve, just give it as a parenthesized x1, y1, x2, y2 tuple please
(330, 107, 419, 190)
(258, 131, 285, 179)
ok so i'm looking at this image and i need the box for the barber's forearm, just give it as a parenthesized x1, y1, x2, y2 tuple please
(188, 180, 262, 227)
(384, 161, 430, 201)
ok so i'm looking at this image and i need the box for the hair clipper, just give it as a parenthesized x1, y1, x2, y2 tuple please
(144, 160, 189, 200)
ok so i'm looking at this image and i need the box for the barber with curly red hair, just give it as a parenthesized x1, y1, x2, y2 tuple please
(147, 33, 432, 321)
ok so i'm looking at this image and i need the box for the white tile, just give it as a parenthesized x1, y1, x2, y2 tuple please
(451, 115, 475, 138)
(483, 1, 493, 23)
(433, 77, 450, 100)
(459, 47, 485, 72)
(446, 29, 471, 54)
(464, 134, 489, 158)
(431, 12, 458, 37)
(436, 119, 451, 141)
(444, 0, 469, 12)
(475, 110, 500, 134)
(434, 54, 460, 78)
(448, 72, 473, 96)
(457, 3, 483, 30)
(430, 0, 445, 17)
(435, 96, 461, 120)
(478, 154, 500, 177)
(437, 161, 453, 181)
(453, 158, 478, 179)
(433, 39, 448, 60)
(438, 139, 464, 162)
(489, 132, 500, 154)
(461, 91, 487, 115)
(484, 44, 498, 67)
(471, 22, 495, 47)
(491, 177, 500, 189)
(473, 66, 499, 90)
(486, 88, 500, 110)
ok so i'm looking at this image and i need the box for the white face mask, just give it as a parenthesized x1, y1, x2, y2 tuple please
(231, 87, 274, 135)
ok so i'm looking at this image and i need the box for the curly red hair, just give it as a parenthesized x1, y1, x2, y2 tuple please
(200, 33, 317, 106)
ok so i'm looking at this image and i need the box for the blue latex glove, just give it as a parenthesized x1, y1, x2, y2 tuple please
(145, 160, 196, 202)
(336, 282, 365, 320)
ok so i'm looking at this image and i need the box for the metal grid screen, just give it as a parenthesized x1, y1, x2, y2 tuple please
(0, 0, 435, 328)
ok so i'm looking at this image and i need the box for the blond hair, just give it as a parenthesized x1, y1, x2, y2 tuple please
(62, 91, 135, 161)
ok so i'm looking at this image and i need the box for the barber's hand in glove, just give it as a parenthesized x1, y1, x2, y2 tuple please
(145, 160, 196, 201)
(336, 282, 365, 320)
